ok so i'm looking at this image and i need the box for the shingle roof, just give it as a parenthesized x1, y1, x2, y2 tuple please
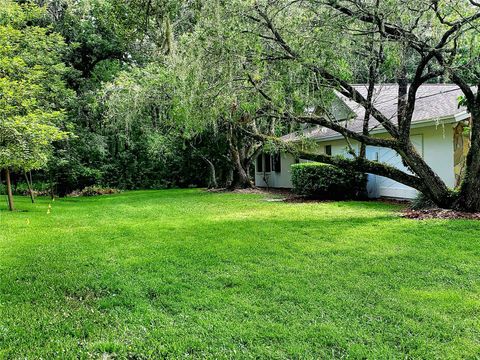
(282, 84, 468, 142)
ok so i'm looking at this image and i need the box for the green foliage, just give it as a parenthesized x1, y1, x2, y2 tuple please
(0, 180, 50, 196)
(291, 162, 367, 199)
(97, 64, 211, 189)
(53, 0, 138, 79)
(174, 0, 320, 130)
(72, 185, 121, 197)
(35, 0, 225, 193)
(411, 190, 459, 210)
(411, 192, 438, 210)
(0, 0, 72, 172)
(48, 140, 104, 196)
(3, 0, 478, 195)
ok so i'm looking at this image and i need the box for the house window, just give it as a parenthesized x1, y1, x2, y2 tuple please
(273, 153, 281, 172)
(264, 154, 272, 172)
(325, 145, 332, 156)
(256, 154, 263, 172)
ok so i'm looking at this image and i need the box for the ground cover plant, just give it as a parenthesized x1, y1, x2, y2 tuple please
(1, 190, 480, 358)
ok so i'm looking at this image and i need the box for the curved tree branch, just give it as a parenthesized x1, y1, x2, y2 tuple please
(298, 151, 426, 192)
(244, 130, 425, 192)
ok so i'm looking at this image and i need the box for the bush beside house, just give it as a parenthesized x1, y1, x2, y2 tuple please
(291, 162, 367, 199)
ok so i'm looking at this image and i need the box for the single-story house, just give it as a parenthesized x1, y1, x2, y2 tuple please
(255, 84, 472, 199)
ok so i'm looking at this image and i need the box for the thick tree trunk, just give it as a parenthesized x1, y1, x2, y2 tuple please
(230, 146, 253, 188)
(398, 144, 454, 208)
(360, 78, 376, 158)
(242, 148, 260, 188)
(202, 157, 218, 189)
(299, 147, 454, 207)
(455, 111, 480, 212)
(5, 168, 15, 211)
(226, 168, 234, 188)
(208, 163, 218, 189)
(227, 125, 253, 189)
(25, 171, 35, 204)
(188, 141, 218, 189)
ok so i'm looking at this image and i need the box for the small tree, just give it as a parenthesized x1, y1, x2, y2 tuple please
(0, 1, 71, 211)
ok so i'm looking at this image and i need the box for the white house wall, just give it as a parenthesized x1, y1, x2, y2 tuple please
(367, 125, 455, 198)
(313, 124, 455, 199)
(255, 153, 296, 188)
(364, 135, 423, 199)
(421, 124, 455, 188)
(255, 124, 456, 200)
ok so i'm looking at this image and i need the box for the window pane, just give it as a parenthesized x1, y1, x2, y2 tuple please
(256, 154, 263, 172)
(264, 154, 271, 172)
(325, 145, 332, 156)
(274, 153, 281, 172)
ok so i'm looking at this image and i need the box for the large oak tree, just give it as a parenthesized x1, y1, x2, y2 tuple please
(206, 0, 480, 211)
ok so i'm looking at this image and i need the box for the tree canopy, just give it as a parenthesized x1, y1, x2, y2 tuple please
(0, 0, 72, 209)
(2, 0, 480, 211)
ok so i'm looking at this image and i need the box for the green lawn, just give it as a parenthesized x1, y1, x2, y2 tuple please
(1, 190, 480, 359)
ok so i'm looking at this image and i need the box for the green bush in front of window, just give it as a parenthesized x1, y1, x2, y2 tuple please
(291, 162, 367, 199)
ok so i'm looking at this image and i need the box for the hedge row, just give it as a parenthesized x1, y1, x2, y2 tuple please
(291, 162, 367, 199)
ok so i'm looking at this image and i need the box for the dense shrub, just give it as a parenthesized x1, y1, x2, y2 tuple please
(291, 162, 367, 199)
(411, 190, 458, 210)
(69, 186, 121, 197)
(411, 192, 437, 210)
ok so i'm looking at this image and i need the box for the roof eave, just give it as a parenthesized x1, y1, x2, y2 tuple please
(286, 111, 470, 143)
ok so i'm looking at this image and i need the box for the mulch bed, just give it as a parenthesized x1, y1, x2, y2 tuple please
(401, 208, 480, 220)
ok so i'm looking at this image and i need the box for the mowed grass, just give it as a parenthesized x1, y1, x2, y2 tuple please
(1, 190, 480, 359)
